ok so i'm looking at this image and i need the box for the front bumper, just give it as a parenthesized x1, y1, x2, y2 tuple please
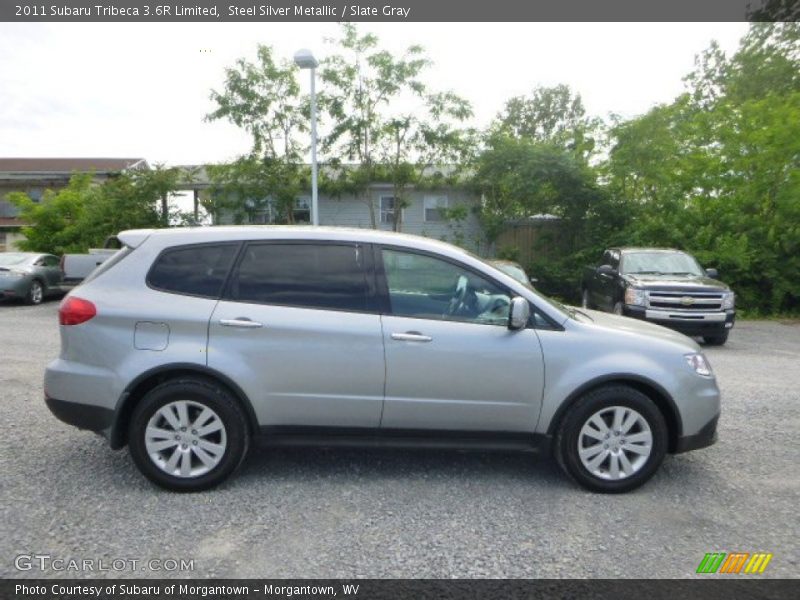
(45, 395, 114, 433)
(674, 414, 719, 453)
(623, 305, 735, 336)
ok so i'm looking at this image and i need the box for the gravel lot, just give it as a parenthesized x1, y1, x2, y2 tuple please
(1, 300, 798, 579)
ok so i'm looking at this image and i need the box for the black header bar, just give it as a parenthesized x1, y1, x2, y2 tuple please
(3, 0, 799, 23)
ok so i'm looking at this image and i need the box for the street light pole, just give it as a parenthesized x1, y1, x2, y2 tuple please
(294, 49, 320, 226)
(309, 64, 318, 226)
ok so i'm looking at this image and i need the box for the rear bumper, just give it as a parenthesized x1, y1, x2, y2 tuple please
(623, 305, 735, 336)
(674, 414, 719, 453)
(45, 395, 114, 433)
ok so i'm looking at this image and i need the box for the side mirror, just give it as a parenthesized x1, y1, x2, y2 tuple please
(705, 268, 719, 279)
(508, 297, 530, 330)
(597, 264, 616, 276)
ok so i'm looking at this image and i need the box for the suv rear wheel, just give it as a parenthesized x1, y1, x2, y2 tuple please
(556, 385, 667, 493)
(128, 377, 250, 492)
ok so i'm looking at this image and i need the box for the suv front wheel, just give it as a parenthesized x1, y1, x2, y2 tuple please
(555, 385, 667, 493)
(128, 377, 250, 492)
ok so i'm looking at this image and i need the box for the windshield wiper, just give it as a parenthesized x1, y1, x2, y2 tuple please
(631, 270, 663, 275)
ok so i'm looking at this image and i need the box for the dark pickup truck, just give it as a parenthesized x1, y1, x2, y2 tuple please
(581, 247, 735, 345)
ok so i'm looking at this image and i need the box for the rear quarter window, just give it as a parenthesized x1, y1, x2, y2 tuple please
(147, 243, 239, 298)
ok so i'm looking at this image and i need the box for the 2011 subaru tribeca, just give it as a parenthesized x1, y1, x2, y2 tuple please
(44, 227, 720, 493)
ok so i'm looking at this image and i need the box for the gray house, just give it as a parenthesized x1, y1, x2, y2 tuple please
(182, 165, 492, 255)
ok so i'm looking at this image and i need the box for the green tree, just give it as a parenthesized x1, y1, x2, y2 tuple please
(321, 24, 474, 230)
(206, 156, 306, 224)
(206, 45, 307, 221)
(607, 23, 800, 314)
(207, 45, 306, 158)
(494, 84, 603, 161)
(8, 172, 163, 255)
(473, 134, 619, 299)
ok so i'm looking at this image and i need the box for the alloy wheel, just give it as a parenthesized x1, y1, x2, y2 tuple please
(30, 281, 43, 304)
(577, 406, 653, 480)
(145, 400, 227, 478)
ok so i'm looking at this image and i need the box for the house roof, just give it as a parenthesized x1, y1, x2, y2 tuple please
(0, 158, 148, 178)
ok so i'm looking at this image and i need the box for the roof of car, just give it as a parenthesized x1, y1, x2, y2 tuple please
(615, 247, 684, 254)
(119, 226, 472, 256)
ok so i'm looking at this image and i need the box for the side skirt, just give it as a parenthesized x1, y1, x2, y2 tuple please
(256, 426, 551, 455)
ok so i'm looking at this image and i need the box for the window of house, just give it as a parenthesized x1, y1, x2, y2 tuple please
(229, 243, 368, 312)
(28, 188, 43, 203)
(251, 207, 273, 225)
(424, 195, 449, 222)
(147, 244, 239, 298)
(293, 197, 311, 223)
(380, 196, 398, 225)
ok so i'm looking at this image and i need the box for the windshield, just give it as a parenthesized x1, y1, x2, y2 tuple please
(621, 252, 705, 276)
(493, 263, 530, 286)
(0, 253, 32, 267)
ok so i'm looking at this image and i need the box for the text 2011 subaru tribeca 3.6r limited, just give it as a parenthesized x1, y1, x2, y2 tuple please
(45, 227, 720, 493)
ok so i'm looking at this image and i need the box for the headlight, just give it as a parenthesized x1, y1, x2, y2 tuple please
(722, 291, 735, 310)
(685, 352, 713, 377)
(624, 287, 647, 306)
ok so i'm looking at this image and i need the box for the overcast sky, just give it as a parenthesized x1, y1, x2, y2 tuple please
(0, 22, 750, 167)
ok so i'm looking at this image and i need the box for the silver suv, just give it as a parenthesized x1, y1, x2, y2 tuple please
(45, 227, 720, 493)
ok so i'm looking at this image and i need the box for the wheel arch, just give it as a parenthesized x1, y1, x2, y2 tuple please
(546, 374, 683, 453)
(110, 363, 258, 449)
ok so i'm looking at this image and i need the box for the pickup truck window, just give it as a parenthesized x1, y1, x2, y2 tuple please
(621, 252, 705, 276)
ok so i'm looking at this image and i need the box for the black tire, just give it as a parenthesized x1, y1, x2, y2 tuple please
(555, 385, 668, 493)
(26, 279, 44, 305)
(128, 377, 250, 492)
(703, 332, 729, 346)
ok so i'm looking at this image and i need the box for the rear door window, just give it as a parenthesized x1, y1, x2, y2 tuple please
(227, 243, 370, 312)
(147, 244, 239, 298)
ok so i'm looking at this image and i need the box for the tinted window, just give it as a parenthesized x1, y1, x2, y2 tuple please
(44, 255, 59, 267)
(230, 243, 368, 312)
(382, 248, 512, 326)
(148, 244, 238, 298)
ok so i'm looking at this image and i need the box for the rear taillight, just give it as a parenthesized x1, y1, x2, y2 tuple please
(59, 296, 96, 326)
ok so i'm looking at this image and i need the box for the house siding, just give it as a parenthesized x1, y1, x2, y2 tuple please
(216, 186, 491, 256)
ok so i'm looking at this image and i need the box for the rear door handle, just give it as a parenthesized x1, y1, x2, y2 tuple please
(219, 318, 263, 329)
(391, 332, 432, 342)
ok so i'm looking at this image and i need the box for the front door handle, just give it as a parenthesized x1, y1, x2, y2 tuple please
(219, 318, 263, 329)
(391, 331, 432, 343)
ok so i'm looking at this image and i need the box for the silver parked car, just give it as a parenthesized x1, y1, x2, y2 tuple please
(0, 252, 63, 304)
(45, 227, 720, 493)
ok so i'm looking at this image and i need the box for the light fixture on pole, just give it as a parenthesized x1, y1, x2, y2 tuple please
(294, 48, 319, 226)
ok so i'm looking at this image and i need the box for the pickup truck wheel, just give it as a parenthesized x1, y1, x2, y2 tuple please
(26, 280, 44, 305)
(581, 289, 592, 309)
(128, 378, 250, 492)
(612, 301, 623, 315)
(555, 385, 667, 493)
(704, 332, 729, 346)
